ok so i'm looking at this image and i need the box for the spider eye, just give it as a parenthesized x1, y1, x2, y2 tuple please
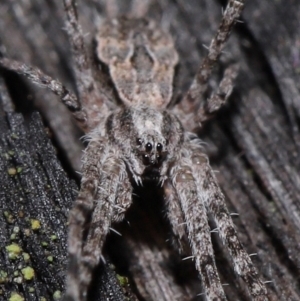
(145, 143, 152, 152)
(136, 138, 142, 146)
(156, 143, 162, 152)
(142, 154, 150, 165)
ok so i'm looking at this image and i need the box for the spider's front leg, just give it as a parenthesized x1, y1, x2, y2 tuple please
(65, 139, 131, 301)
(166, 158, 227, 300)
(166, 141, 269, 301)
(190, 147, 268, 300)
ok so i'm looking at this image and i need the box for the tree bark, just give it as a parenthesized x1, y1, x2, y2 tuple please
(0, 0, 299, 300)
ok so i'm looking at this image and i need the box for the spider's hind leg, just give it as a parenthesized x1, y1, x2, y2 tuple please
(63, 0, 110, 128)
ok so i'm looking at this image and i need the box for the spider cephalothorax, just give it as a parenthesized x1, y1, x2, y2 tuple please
(0, 0, 269, 300)
(102, 105, 184, 183)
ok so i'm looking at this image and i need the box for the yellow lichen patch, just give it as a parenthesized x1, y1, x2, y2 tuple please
(21, 266, 35, 280)
(30, 219, 41, 230)
(8, 167, 17, 176)
(116, 274, 129, 286)
(6, 243, 22, 260)
(53, 291, 62, 300)
(9, 292, 24, 301)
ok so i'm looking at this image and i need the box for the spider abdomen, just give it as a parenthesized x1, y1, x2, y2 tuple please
(95, 17, 178, 108)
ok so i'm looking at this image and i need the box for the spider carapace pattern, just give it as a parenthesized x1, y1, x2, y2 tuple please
(0, 0, 269, 300)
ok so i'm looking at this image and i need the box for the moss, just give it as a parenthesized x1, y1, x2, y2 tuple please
(21, 266, 35, 280)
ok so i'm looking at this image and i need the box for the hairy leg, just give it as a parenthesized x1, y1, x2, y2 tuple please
(190, 145, 269, 300)
(196, 64, 239, 123)
(173, 0, 244, 130)
(112, 173, 133, 222)
(0, 57, 88, 129)
(63, 0, 110, 129)
(65, 140, 130, 301)
(164, 180, 189, 253)
(168, 159, 227, 301)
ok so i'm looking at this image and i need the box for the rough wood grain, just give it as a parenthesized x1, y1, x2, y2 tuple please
(0, 0, 299, 300)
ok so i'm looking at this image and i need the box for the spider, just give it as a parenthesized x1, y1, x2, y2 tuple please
(0, 0, 269, 300)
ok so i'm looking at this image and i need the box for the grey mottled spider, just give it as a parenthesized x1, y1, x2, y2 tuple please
(0, 0, 269, 300)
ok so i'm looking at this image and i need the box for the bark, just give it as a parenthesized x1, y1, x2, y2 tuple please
(0, 0, 299, 300)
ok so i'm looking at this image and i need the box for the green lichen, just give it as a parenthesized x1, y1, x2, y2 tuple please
(41, 241, 48, 247)
(28, 287, 35, 293)
(10, 234, 17, 240)
(23, 253, 30, 261)
(116, 274, 129, 286)
(21, 266, 35, 280)
(0, 270, 8, 284)
(53, 291, 62, 300)
(9, 292, 24, 301)
(47, 256, 54, 262)
(6, 243, 22, 260)
(30, 219, 41, 230)
(50, 234, 57, 241)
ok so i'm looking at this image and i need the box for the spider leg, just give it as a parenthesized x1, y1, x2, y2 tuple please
(196, 64, 239, 123)
(164, 180, 189, 253)
(0, 57, 88, 129)
(168, 160, 227, 301)
(65, 140, 130, 301)
(190, 148, 269, 300)
(112, 173, 133, 222)
(173, 0, 244, 130)
(63, 0, 110, 128)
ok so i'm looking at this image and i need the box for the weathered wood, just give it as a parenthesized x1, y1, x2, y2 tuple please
(0, 0, 299, 300)
(0, 111, 135, 301)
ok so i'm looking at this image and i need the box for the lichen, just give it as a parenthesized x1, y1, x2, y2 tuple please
(30, 219, 41, 230)
(6, 243, 22, 260)
(8, 167, 17, 176)
(9, 292, 24, 301)
(21, 266, 35, 280)
(53, 291, 62, 300)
